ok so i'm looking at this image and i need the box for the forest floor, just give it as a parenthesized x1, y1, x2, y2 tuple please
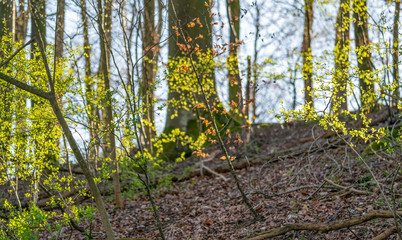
(46, 110, 401, 240)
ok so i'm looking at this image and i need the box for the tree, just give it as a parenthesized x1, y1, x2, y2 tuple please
(30, 0, 48, 205)
(165, 0, 215, 137)
(96, 0, 124, 208)
(55, 0, 65, 63)
(353, 0, 375, 109)
(302, 0, 314, 108)
(392, 0, 400, 106)
(141, 0, 163, 152)
(0, 0, 14, 163)
(226, 0, 242, 119)
(15, 0, 29, 43)
(332, 0, 350, 113)
(0, 0, 13, 41)
(251, 1, 261, 123)
(0, 39, 116, 239)
(80, 0, 101, 171)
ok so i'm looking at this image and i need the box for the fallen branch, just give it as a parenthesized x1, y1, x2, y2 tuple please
(242, 210, 402, 240)
(324, 178, 370, 195)
(248, 184, 340, 198)
(371, 227, 397, 240)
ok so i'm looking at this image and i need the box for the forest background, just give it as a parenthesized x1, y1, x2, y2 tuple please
(0, 0, 401, 239)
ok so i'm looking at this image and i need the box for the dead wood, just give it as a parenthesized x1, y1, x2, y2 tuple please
(242, 210, 402, 240)
(371, 226, 397, 240)
(248, 184, 340, 198)
(324, 178, 370, 195)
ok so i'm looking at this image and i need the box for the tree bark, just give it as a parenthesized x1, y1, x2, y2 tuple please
(15, 0, 28, 43)
(392, 0, 400, 107)
(251, 3, 260, 123)
(332, 0, 350, 113)
(141, 0, 162, 152)
(165, 0, 215, 135)
(30, 0, 47, 205)
(227, 0, 242, 119)
(97, 0, 124, 208)
(0, 0, 14, 163)
(353, 0, 375, 110)
(80, 0, 100, 172)
(55, 0, 64, 63)
(302, 0, 314, 108)
(0, 0, 14, 41)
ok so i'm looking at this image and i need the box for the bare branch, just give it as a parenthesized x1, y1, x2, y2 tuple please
(0, 72, 51, 99)
(0, 39, 35, 68)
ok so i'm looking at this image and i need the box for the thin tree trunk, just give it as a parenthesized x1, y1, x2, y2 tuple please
(392, 0, 400, 107)
(97, 0, 124, 208)
(302, 0, 314, 108)
(52, 0, 65, 180)
(30, 0, 47, 206)
(141, 0, 162, 153)
(251, 3, 260, 123)
(332, 0, 350, 113)
(245, 56, 251, 143)
(55, 0, 64, 63)
(81, 0, 100, 172)
(353, 0, 374, 110)
(10, 0, 28, 208)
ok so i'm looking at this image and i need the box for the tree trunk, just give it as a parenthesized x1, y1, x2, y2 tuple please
(165, 0, 214, 135)
(30, 0, 47, 206)
(0, 0, 14, 164)
(55, 0, 64, 62)
(392, 0, 400, 107)
(80, 0, 100, 172)
(332, 0, 350, 113)
(0, 0, 14, 40)
(30, 0, 46, 47)
(141, 0, 162, 153)
(251, 3, 260, 123)
(302, 0, 314, 108)
(353, 0, 375, 110)
(97, 0, 124, 208)
(15, 0, 28, 43)
(227, 0, 242, 119)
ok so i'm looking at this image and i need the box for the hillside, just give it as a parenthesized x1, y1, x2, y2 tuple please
(37, 109, 401, 240)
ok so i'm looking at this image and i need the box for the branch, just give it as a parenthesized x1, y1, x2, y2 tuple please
(0, 72, 51, 99)
(324, 178, 370, 195)
(0, 39, 35, 68)
(371, 227, 397, 240)
(242, 210, 402, 240)
(381, 90, 402, 101)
